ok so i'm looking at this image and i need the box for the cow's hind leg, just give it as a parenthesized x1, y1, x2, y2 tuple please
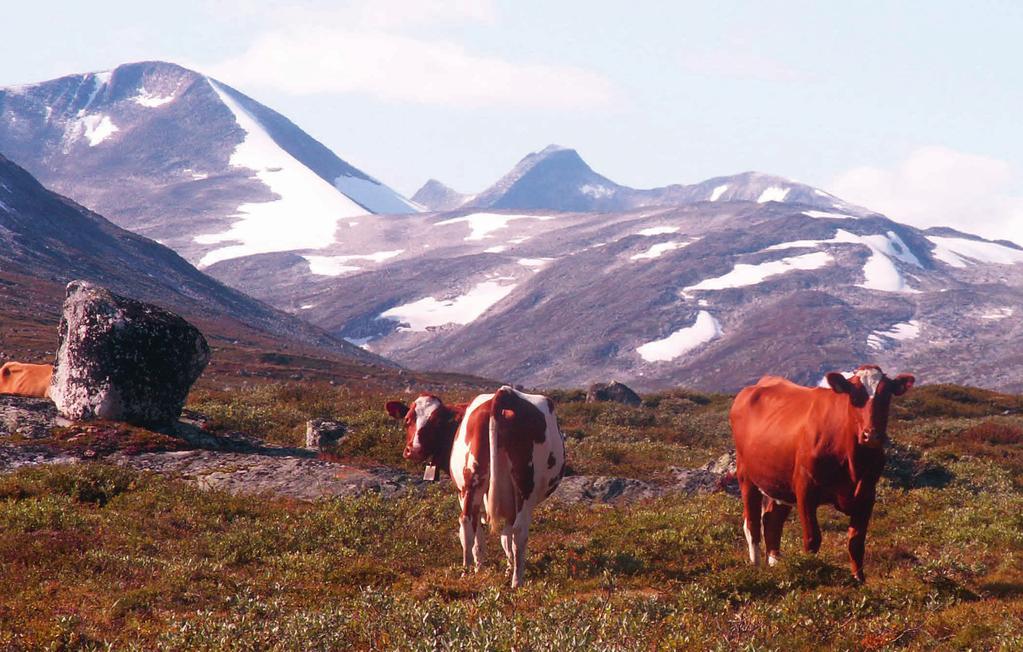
(499, 525, 514, 577)
(459, 486, 485, 572)
(762, 498, 792, 567)
(472, 515, 486, 572)
(509, 509, 533, 588)
(739, 478, 764, 566)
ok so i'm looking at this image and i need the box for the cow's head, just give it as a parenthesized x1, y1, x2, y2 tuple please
(0, 363, 13, 391)
(385, 394, 450, 463)
(826, 365, 915, 448)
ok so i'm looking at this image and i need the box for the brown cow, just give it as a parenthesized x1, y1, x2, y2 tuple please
(0, 362, 52, 398)
(730, 365, 914, 582)
(386, 386, 566, 587)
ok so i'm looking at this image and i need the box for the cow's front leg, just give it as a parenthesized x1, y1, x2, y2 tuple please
(796, 490, 822, 554)
(847, 487, 876, 583)
(739, 477, 763, 565)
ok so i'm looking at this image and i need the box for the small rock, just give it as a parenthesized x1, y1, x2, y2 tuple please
(306, 419, 347, 451)
(585, 381, 642, 406)
(49, 281, 210, 428)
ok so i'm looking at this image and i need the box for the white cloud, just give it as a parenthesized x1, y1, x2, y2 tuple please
(829, 146, 1023, 245)
(202, 1, 614, 110)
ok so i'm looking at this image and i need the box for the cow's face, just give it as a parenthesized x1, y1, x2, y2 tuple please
(0, 363, 13, 392)
(385, 395, 445, 462)
(826, 365, 915, 448)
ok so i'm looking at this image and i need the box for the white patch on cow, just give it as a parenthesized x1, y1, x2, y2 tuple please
(744, 518, 760, 565)
(410, 396, 441, 451)
(855, 367, 883, 398)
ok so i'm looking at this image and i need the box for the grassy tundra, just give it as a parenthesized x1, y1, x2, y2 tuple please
(0, 383, 1021, 650)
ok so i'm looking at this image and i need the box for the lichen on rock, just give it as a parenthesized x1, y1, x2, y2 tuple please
(50, 281, 210, 428)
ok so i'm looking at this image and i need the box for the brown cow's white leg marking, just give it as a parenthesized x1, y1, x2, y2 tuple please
(743, 518, 761, 566)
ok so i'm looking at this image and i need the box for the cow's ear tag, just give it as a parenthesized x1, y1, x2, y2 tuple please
(423, 465, 438, 482)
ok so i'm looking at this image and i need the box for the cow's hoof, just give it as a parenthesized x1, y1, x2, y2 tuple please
(852, 571, 865, 584)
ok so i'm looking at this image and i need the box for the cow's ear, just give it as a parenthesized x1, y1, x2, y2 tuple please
(891, 374, 915, 396)
(385, 401, 409, 420)
(826, 372, 856, 395)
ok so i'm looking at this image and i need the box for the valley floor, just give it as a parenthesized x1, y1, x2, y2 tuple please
(0, 383, 1021, 650)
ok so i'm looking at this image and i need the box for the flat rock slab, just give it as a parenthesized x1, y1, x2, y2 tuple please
(111, 450, 419, 501)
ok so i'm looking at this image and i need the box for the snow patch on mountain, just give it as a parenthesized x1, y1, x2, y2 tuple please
(304, 250, 404, 276)
(631, 241, 690, 261)
(380, 278, 518, 331)
(580, 184, 615, 198)
(709, 184, 729, 201)
(637, 311, 722, 362)
(757, 186, 790, 203)
(78, 115, 119, 146)
(868, 320, 921, 350)
(685, 251, 834, 291)
(803, 210, 859, 220)
(133, 88, 176, 107)
(637, 226, 680, 237)
(194, 80, 368, 267)
(927, 236, 1023, 268)
(435, 213, 555, 241)
(979, 307, 1014, 320)
(763, 229, 921, 293)
(518, 258, 554, 269)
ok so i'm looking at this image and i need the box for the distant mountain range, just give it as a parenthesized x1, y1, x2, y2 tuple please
(0, 61, 419, 268)
(412, 144, 863, 215)
(4, 61, 1023, 393)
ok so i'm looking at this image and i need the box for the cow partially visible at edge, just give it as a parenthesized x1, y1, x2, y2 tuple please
(386, 386, 566, 587)
(730, 365, 915, 582)
(0, 362, 53, 399)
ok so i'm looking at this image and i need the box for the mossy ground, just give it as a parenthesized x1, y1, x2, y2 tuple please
(0, 383, 1021, 650)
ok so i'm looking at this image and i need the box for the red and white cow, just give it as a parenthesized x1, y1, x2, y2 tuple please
(0, 362, 52, 398)
(730, 365, 915, 582)
(386, 386, 566, 587)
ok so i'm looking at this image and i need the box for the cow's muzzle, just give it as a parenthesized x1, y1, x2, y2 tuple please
(859, 431, 886, 448)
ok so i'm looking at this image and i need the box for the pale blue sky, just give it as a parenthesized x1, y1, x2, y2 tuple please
(2, 1, 1022, 240)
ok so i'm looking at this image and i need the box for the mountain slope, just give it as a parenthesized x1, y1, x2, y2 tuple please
(0, 151, 387, 366)
(205, 197, 1023, 392)
(0, 61, 418, 267)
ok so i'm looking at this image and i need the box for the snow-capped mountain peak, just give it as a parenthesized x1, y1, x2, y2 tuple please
(0, 60, 419, 267)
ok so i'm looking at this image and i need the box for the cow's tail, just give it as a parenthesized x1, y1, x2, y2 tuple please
(487, 407, 503, 533)
(486, 388, 513, 534)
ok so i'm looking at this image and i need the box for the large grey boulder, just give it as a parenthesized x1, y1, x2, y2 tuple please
(49, 281, 210, 428)
(585, 381, 642, 406)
